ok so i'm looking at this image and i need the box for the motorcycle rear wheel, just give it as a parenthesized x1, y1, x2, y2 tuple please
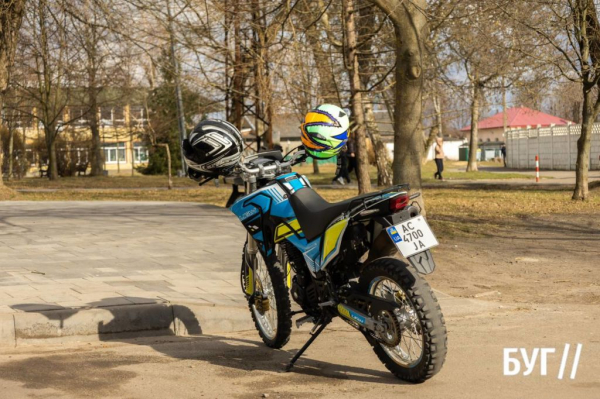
(359, 257, 447, 383)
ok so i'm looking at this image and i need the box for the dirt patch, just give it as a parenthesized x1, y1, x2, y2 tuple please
(428, 213, 600, 305)
(0, 351, 152, 397)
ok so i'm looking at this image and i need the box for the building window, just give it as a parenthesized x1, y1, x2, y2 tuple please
(486, 138, 491, 142)
(134, 146, 149, 163)
(103, 143, 126, 163)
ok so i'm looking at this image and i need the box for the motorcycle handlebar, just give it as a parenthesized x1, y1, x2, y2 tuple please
(238, 150, 306, 176)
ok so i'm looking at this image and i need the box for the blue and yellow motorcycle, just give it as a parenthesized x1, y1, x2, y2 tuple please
(227, 148, 447, 383)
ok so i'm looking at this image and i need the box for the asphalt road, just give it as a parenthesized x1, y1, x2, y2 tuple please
(0, 299, 598, 399)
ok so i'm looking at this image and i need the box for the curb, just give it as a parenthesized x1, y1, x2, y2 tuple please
(0, 301, 253, 347)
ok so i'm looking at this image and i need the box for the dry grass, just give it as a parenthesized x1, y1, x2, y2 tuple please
(5, 175, 197, 189)
(12, 184, 598, 217)
(296, 160, 530, 184)
(15, 186, 231, 206)
(318, 186, 600, 239)
(5, 173, 598, 240)
(4, 159, 530, 191)
(0, 186, 18, 201)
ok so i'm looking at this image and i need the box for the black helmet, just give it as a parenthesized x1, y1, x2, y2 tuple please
(183, 119, 243, 178)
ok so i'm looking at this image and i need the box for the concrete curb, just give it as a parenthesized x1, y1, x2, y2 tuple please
(0, 301, 253, 347)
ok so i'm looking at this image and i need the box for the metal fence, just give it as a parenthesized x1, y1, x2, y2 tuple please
(505, 124, 600, 170)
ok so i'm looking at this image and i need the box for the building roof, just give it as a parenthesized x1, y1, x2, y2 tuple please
(273, 112, 303, 140)
(460, 107, 573, 131)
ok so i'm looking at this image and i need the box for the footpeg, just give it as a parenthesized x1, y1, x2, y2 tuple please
(318, 300, 336, 307)
(295, 315, 315, 329)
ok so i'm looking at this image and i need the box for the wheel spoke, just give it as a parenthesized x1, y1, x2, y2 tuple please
(251, 252, 278, 340)
(369, 277, 424, 367)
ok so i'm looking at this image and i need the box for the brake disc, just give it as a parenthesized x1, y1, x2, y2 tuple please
(375, 310, 401, 347)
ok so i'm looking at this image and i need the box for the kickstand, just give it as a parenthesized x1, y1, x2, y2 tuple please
(285, 317, 331, 372)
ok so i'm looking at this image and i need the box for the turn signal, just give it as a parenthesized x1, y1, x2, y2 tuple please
(389, 194, 410, 213)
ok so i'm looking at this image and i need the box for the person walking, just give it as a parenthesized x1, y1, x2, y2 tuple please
(346, 138, 357, 180)
(501, 145, 507, 167)
(332, 145, 351, 185)
(434, 137, 445, 181)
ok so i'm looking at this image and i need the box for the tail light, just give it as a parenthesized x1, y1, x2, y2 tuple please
(389, 194, 410, 213)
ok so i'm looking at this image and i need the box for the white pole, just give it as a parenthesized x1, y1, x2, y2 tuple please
(567, 123, 572, 170)
(537, 125, 541, 169)
(517, 130, 521, 168)
(550, 125, 554, 170)
(526, 127, 530, 168)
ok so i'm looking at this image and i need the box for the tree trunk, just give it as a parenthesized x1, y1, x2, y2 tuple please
(0, 93, 3, 187)
(573, 88, 594, 200)
(8, 125, 14, 180)
(130, 130, 135, 177)
(46, 132, 58, 180)
(155, 143, 173, 189)
(369, 0, 427, 209)
(422, 125, 439, 165)
(467, 83, 481, 172)
(301, 0, 337, 176)
(0, 0, 26, 187)
(357, 3, 392, 187)
(343, 0, 371, 193)
(312, 159, 320, 174)
(90, 104, 103, 176)
(231, 1, 244, 130)
(365, 98, 392, 186)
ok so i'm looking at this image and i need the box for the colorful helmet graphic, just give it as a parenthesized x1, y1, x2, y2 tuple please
(300, 104, 349, 159)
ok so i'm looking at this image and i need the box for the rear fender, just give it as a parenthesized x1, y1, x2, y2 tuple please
(366, 206, 437, 275)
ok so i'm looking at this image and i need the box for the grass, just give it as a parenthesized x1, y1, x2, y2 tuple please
(3, 162, 596, 240)
(0, 186, 18, 201)
(4, 175, 197, 189)
(421, 160, 531, 182)
(288, 160, 531, 185)
(3, 159, 530, 191)
(8, 182, 598, 236)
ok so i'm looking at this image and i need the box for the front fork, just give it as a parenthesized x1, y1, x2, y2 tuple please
(243, 177, 259, 298)
(244, 235, 259, 296)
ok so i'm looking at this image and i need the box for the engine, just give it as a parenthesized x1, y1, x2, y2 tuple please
(283, 242, 323, 317)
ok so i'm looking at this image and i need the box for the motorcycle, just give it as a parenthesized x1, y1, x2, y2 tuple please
(225, 148, 447, 383)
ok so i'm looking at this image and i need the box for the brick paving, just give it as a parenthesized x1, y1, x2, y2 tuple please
(0, 202, 247, 314)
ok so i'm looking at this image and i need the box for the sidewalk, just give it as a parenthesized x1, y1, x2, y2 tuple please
(0, 202, 251, 345)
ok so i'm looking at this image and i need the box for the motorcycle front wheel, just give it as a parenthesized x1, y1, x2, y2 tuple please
(359, 257, 447, 383)
(242, 243, 292, 349)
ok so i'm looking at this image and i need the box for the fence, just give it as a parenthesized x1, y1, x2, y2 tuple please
(505, 124, 600, 170)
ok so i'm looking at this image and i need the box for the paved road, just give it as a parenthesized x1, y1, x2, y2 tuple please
(0, 299, 597, 398)
(0, 202, 247, 313)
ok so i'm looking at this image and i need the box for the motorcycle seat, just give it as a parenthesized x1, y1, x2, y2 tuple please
(289, 187, 379, 242)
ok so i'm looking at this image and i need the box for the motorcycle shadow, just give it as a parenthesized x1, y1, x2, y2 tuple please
(120, 332, 406, 386)
(10, 298, 405, 385)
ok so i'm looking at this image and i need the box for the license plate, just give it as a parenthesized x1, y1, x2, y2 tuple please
(386, 216, 439, 258)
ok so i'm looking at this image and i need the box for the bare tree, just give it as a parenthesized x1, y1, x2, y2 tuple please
(357, 3, 393, 187)
(68, 0, 112, 176)
(368, 0, 427, 202)
(505, 0, 600, 200)
(0, 0, 26, 186)
(12, 0, 82, 180)
(343, 0, 371, 193)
